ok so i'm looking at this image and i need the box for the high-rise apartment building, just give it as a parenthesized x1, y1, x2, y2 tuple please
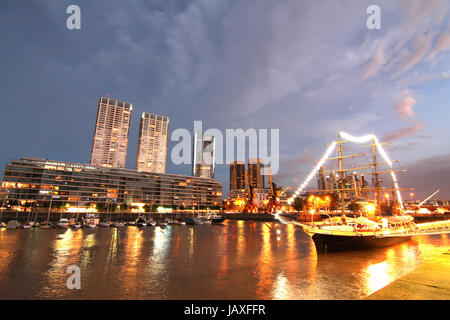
(136, 112, 169, 173)
(230, 160, 245, 190)
(90, 97, 132, 169)
(248, 158, 264, 189)
(193, 133, 215, 179)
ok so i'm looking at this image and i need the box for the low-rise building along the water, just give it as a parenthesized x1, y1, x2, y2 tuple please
(0, 158, 222, 210)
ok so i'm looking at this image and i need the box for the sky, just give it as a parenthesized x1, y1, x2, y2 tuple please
(0, 0, 449, 200)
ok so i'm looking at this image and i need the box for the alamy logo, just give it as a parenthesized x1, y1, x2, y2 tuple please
(171, 121, 280, 175)
(66, 265, 81, 290)
(66, 5, 81, 30)
(367, 5, 381, 30)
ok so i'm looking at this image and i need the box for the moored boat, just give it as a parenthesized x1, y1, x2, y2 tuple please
(57, 218, 70, 229)
(210, 214, 225, 224)
(40, 221, 53, 229)
(136, 216, 147, 227)
(98, 221, 112, 227)
(6, 220, 20, 229)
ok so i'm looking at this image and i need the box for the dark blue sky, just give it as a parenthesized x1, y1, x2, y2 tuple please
(1, 0, 449, 200)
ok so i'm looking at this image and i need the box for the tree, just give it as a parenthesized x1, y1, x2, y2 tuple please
(293, 197, 305, 212)
(348, 201, 361, 213)
(328, 193, 339, 211)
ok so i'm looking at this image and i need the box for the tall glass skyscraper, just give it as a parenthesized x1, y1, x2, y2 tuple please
(90, 97, 132, 169)
(136, 112, 169, 173)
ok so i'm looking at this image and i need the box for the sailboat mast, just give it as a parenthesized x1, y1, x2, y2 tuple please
(338, 134, 345, 215)
(372, 138, 381, 216)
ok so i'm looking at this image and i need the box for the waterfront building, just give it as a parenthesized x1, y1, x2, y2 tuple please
(136, 112, 169, 173)
(248, 158, 264, 189)
(0, 158, 222, 210)
(193, 133, 215, 179)
(224, 188, 249, 211)
(90, 97, 132, 169)
(230, 160, 246, 190)
(252, 188, 271, 207)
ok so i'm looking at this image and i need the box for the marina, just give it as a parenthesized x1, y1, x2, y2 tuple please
(0, 219, 449, 300)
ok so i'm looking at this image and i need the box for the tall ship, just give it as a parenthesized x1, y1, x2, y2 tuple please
(277, 132, 422, 252)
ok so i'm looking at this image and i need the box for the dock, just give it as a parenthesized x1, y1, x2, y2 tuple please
(366, 249, 450, 300)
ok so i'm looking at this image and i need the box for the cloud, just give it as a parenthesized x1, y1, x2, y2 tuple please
(396, 33, 434, 73)
(393, 95, 417, 119)
(427, 31, 450, 61)
(400, 154, 450, 199)
(361, 40, 386, 80)
(382, 122, 424, 142)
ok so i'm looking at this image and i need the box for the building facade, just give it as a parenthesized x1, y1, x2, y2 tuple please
(90, 97, 132, 169)
(248, 158, 264, 189)
(230, 160, 245, 190)
(136, 112, 169, 173)
(0, 158, 222, 210)
(317, 166, 326, 194)
(193, 133, 215, 179)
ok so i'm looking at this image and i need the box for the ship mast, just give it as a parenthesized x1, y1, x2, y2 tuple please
(338, 133, 345, 215)
(372, 137, 381, 216)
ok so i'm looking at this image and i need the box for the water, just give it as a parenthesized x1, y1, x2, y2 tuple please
(0, 220, 449, 299)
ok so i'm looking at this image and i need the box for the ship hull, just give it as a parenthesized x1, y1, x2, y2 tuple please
(312, 233, 411, 253)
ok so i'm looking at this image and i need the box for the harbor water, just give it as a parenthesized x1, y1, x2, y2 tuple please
(0, 220, 449, 299)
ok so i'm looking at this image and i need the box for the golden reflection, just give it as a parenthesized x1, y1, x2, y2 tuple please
(217, 223, 229, 278)
(255, 222, 273, 297)
(236, 220, 245, 259)
(188, 227, 194, 259)
(125, 226, 143, 259)
(364, 261, 394, 294)
(106, 228, 119, 264)
(0, 230, 20, 277)
(273, 273, 290, 299)
(39, 229, 83, 297)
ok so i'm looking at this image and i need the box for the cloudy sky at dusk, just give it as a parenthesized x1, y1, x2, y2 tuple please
(0, 0, 449, 200)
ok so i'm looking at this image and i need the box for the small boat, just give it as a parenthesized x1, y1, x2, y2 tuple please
(127, 221, 136, 226)
(0, 222, 7, 228)
(98, 221, 112, 227)
(84, 222, 97, 228)
(6, 220, 20, 229)
(23, 223, 33, 229)
(112, 221, 125, 228)
(185, 217, 200, 225)
(210, 214, 225, 224)
(40, 221, 53, 229)
(147, 219, 157, 227)
(136, 217, 147, 227)
(156, 220, 168, 226)
(71, 223, 82, 229)
(83, 214, 99, 228)
(57, 218, 70, 229)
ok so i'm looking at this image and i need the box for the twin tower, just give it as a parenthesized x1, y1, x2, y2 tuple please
(89, 96, 169, 173)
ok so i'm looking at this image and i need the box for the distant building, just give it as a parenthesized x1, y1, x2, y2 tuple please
(136, 112, 169, 173)
(317, 166, 326, 193)
(248, 158, 264, 189)
(193, 134, 215, 179)
(0, 158, 222, 209)
(252, 188, 271, 207)
(90, 97, 132, 169)
(230, 160, 246, 190)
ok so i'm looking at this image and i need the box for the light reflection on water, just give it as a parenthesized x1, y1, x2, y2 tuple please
(0, 221, 448, 300)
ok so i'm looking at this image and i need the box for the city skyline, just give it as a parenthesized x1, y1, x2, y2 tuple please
(0, 1, 449, 200)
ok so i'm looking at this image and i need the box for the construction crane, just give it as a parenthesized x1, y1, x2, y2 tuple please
(262, 166, 292, 213)
(417, 190, 440, 207)
(242, 170, 257, 213)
